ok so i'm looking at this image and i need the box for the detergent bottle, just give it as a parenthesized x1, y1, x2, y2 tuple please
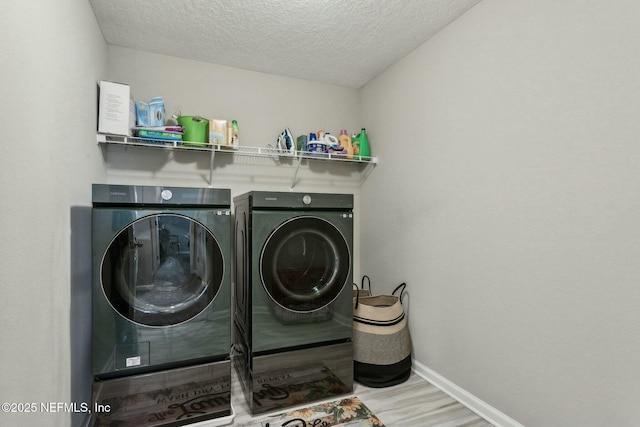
(338, 129, 354, 159)
(355, 128, 371, 157)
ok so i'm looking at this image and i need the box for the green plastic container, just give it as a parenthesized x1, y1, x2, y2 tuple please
(177, 116, 209, 144)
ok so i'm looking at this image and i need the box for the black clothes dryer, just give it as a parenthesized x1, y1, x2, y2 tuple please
(232, 191, 354, 414)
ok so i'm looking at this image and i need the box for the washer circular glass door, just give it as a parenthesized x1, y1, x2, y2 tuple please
(101, 214, 223, 326)
(260, 216, 350, 312)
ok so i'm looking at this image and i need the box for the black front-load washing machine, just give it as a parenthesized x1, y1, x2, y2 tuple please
(91, 184, 233, 424)
(232, 191, 354, 414)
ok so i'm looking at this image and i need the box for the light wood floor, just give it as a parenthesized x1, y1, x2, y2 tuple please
(224, 370, 493, 427)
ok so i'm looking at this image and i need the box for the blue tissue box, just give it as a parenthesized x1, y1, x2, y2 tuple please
(136, 97, 165, 127)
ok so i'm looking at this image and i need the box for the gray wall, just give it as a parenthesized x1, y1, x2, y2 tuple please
(0, 1, 107, 426)
(360, 0, 640, 425)
(104, 46, 363, 195)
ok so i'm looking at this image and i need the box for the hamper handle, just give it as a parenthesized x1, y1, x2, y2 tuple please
(361, 275, 372, 293)
(354, 275, 372, 310)
(392, 282, 407, 303)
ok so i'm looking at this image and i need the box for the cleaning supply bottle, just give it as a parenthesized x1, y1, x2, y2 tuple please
(351, 132, 360, 155)
(232, 120, 239, 147)
(338, 129, 354, 159)
(356, 128, 371, 157)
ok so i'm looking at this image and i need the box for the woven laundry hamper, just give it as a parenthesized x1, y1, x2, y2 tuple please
(353, 283, 411, 387)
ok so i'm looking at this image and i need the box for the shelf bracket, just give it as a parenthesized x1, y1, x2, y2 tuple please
(208, 146, 216, 188)
(290, 155, 304, 191)
(360, 158, 377, 184)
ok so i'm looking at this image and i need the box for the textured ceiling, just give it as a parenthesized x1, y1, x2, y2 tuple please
(89, 0, 482, 88)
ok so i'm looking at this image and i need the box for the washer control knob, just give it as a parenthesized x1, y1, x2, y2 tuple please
(302, 195, 312, 205)
(161, 189, 173, 201)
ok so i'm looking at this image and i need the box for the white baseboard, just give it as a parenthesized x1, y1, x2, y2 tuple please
(412, 360, 524, 427)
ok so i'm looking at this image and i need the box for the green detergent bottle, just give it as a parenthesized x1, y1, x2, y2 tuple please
(356, 128, 371, 157)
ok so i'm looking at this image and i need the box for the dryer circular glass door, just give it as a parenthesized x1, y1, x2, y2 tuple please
(101, 214, 223, 326)
(260, 216, 350, 312)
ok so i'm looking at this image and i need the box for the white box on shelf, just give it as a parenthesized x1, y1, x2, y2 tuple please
(98, 80, 134, 136)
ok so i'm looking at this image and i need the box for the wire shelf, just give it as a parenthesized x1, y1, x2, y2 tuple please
(97, 134, 378, 164)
